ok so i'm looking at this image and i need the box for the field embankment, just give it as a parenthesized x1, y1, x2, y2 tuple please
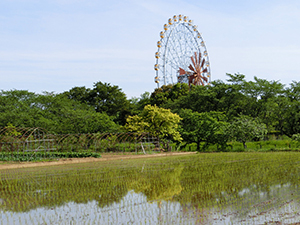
(0, 152, 196, 170)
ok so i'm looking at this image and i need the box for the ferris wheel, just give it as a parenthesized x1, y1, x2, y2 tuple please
(154, 14, 211, 87)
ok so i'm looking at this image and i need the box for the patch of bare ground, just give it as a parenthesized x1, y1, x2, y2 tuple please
(0, 152, 196, 170)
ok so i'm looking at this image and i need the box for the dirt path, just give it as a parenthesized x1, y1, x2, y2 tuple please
(0, 152, 196, 170)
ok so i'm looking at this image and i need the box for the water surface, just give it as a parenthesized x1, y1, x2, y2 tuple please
(1, 152, 300, 224)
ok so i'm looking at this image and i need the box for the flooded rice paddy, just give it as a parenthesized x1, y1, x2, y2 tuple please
(1, 152, 300, 224)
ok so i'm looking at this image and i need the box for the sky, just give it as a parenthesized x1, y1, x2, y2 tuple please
(1, 0, 300, 98)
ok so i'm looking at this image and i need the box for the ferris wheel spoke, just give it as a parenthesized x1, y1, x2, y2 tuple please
(165, 50, 181, 71)
(168, 59, 181, 71)
(165, 50, 180, 70)
(166, 45, 182, 70)
(167, 33, 182, 64)
(175, 26, 186, 67)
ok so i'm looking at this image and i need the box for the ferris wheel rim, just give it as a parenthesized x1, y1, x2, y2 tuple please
(154, 14, 211, 87)
(161, 23, 201, 84)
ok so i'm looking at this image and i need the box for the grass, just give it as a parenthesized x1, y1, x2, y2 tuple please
(1, 138, 300, 162)
(178, 139, 300, 152)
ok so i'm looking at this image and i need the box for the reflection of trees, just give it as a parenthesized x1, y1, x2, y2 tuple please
(131, 164, 184, 201)
(0, 160, 184, 212)
(0, 160, 184, 213)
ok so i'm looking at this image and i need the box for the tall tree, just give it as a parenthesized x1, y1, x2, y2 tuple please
(63, 82, 131, 125)
(150, 84, 174, 107)
(89, 82, 128, 116)
(285, 81, 300, 102)
(63, 86, 91, 103)
(150, 83, 189, 107)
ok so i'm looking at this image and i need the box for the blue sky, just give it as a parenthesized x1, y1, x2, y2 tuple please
(1, 0, 300, 98)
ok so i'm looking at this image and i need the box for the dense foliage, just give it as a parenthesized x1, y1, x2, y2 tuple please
(0, 90, 119, 134)
(62, 81, 131, 125)
(2, 73, 300, 151)
(142, 74, 300, 150)
(179, 110, 229, 151)
(124, 105, 182, 146)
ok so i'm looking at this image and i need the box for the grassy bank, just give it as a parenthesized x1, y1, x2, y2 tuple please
(177, 139, 300, 152)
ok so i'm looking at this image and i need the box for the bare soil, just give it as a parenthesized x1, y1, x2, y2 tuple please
(0, 152, 196, 170)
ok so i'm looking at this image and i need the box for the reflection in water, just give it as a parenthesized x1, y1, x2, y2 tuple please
(1, 152, 300, 224)
(1, 187, 300, 225)
(0, 192, 188, 225)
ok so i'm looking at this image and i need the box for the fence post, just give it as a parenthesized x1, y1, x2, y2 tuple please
(141, 143, 146, 155)
(135, 136, 137, 154)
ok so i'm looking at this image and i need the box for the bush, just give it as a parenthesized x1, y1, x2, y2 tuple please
(0, 151, 101, 162)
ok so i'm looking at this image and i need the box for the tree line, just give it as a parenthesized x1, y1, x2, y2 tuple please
(1, 74, 300, 151)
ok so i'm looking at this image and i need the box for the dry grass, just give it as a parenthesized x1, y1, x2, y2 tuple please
(0, 152, 196, 170)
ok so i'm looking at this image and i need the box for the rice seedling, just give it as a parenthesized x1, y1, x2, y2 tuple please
(1, 152, 300, 224)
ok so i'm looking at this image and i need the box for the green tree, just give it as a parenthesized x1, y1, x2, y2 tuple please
(242, 77, 284, 100)
(171, 84, 214, 113)
(226, 73, 246, 85)
(124, 105, 182, 149)
(285, 81, 300, 101)
(257, 96, 290, 135)
(170, 79, 250, 119)
(63, 86, 91, 103)
(63, 82, 131, 125)
(34, 93, 119, 134)
(129, 91, 151, 115)
(179, 109, 229, 151)
(228, 115, 267, 149)
(0, 90, 119, 134)
(150, 84, 173, 107)
(150, 83, 189, 108)
(0, 90, 40, 128)
(89, 82, 128, 116)
(278, 81, 300, 137)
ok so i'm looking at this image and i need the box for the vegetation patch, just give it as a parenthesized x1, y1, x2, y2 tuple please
(0, 151, 101, 162)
